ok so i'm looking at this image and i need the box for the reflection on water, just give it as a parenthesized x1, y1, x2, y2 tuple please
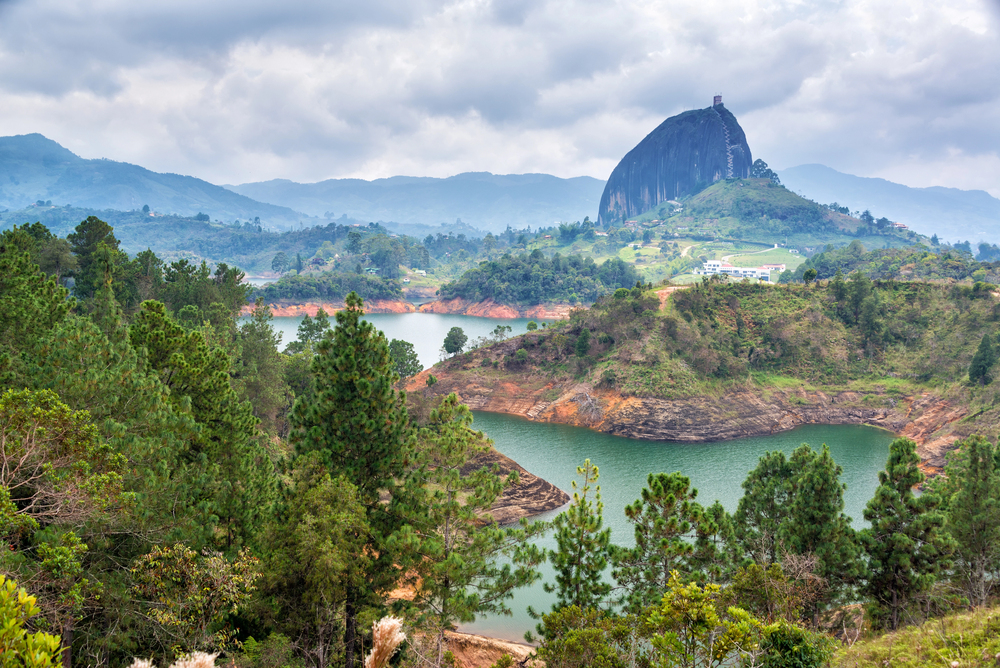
(459, 413, 893, 641)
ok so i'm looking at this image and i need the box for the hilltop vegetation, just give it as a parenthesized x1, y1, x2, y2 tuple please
(435, 275, 1000, 437)
(438, 250, 641, 305)
(255, 270, 403, 303)
(786, 239, 1000, 284)
(634, 178, 922, 248)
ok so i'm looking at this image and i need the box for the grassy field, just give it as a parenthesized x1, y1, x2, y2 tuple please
(725, 248, 806, 269)
(834, 605, 1000, 667)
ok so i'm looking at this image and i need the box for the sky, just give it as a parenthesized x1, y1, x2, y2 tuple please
(1, 0, 998, 196)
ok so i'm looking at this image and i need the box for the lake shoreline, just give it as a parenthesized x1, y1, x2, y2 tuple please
(406, 370, 966, 475)
(241, 299, 417, 316)
(242, 297, 575, 319)
(418, 297, 574, 320)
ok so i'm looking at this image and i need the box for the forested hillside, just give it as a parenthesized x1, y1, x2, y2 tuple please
(444, 277, 1000, 399)
(7, 215, 1000, 668)
(438, 251, 642, 305)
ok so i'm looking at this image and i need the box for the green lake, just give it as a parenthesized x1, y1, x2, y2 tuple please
(460, 413, 894, 641)
(264, 313, 895, 643)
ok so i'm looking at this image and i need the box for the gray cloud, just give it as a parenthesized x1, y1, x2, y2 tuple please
(0, 0, 996, 196)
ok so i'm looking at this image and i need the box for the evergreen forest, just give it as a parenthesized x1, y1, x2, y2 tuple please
(6, 216, 1000, 668)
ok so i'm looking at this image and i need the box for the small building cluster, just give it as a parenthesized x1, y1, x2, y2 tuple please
(696, 260, 786, 282)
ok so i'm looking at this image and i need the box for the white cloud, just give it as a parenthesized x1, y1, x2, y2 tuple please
(0, 0, 996, 196)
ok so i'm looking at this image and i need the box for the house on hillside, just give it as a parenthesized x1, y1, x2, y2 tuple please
(698, 260, 772, 281)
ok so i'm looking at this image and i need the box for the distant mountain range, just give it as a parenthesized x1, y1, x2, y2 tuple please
(778, 164, 1000, 244)
(0, 134, 308, 226)
(4, 133, 998, 244)
(224, 172, 606, 233)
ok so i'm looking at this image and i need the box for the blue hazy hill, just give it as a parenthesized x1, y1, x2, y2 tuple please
(0, 133, 309, 226)
(225, 172, 606, 233)
(779, 163, 1000, 244)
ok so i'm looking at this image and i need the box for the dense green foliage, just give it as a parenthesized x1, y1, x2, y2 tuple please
(0, 216, 555, 668)
(502, 275, 1000, 396)
(254, 270, 403, 303)
(542, 460, 612, 612)
(439, 251, 641, 305)
(791, 240, 1000, 284)
(388, 339, 422, 379)
(860, 438, 953, 630)
(935, 435, 1000, 607)
(14, 212, 1000, 667)
(443, 327, 467, 355)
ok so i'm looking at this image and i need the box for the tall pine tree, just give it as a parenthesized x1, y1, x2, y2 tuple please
(968, 334, 997, 385)
(943, 435, 1000, 607)
(289, 291, 415, 668)
(612, 472, 702, 611)
(780, 445, 860, 617)
(409, 394, 545, 667)
(734, 451, 794, 565)
(859, 437, 954, 630)
(543, 459, 612, 612)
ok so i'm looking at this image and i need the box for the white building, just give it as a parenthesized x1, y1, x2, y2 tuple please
(699, 260, 772, 281)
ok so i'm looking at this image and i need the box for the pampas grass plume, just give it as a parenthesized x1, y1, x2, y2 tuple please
(364, 616, 406, 668)
(128, 652, 218, 668)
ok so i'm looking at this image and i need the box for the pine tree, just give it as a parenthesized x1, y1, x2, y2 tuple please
(691, 500, 739, 585)
(388, 339, 423, 380)
(130, 300, 275, 552)
(612, 472, 702, 611)
(544, 459, 612, 611)
(968, 334, 996, 385)
(859, 438, 954, 630)
(943, 435, 1000, 607)
(780, 445, 860, 615)
(233, 299, 291, 435)
(259, 453, 370, 667)
(409, 394, 545, 667)
(289, 291, 415, 668)
(829, 269, 847, 303)
(66, 216, 120, 300)
(0, 234, 72, 374)
(847, 271, 872, 323)
(735, 451, 794, 566)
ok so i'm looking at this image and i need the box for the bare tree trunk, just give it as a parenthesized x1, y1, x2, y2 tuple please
(62, 620, 73, 668)
(345, 597, 358, 668)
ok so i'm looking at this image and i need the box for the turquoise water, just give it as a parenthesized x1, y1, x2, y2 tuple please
(256, 311, 895, 642)
(460, 413, 894, 641)
(264, 313, 548, 368)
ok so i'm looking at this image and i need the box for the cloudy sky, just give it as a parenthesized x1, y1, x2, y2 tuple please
(1, 0, 998, 195)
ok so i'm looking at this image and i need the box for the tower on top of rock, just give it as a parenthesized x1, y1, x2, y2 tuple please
(597, 99, 752, 225)
(713, 94, 722, 106)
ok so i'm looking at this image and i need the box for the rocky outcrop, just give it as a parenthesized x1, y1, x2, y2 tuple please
(418, 297, 573, 320)
(241, 299, 416, 317)
(405, 371, 968, 475)
(467, 448, 570, 524)
(599, 102, 752, 225)
(442, 631, 539, 668)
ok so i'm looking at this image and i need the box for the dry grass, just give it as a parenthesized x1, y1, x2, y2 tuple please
(834, 606, 1000, 667)
(128, 652, 218, 668)
(364, 616, 407, 668)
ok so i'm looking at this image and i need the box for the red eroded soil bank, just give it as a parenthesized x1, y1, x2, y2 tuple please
(418, 297, 573, 320)
(242, 299, 417, 317)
